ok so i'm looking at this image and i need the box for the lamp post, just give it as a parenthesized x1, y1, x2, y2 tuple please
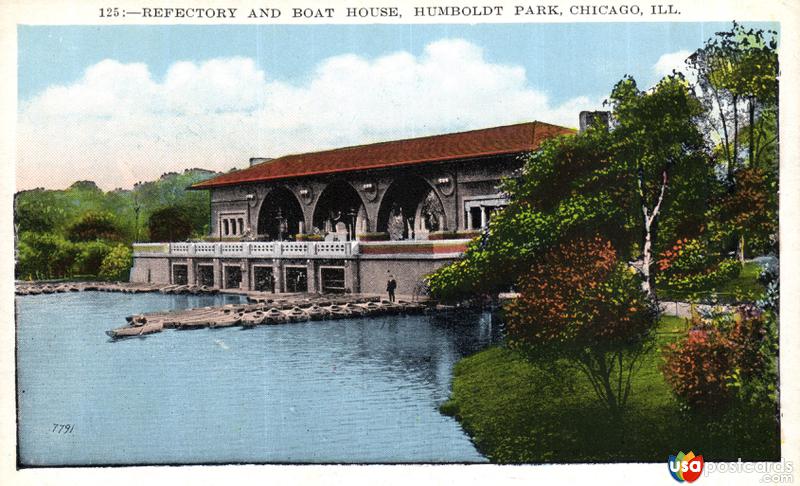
(133, 194, 141, 243)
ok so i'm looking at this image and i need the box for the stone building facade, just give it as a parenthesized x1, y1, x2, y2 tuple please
(130, 121, 574, 295)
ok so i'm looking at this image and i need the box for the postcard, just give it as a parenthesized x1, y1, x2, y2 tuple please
(2, 0, 799, 484)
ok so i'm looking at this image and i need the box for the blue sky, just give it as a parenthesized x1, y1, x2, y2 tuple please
(17, 22, 778, 190)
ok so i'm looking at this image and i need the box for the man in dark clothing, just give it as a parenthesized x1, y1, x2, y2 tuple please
(387, 275, 397, 303)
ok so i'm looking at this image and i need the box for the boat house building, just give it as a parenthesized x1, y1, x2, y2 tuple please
(130, 121, 574, 295)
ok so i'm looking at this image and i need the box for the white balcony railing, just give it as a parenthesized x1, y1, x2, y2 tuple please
(135, 241, 357, 258)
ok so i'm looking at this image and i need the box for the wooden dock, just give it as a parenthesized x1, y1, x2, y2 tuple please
(105, 295, 428, 339)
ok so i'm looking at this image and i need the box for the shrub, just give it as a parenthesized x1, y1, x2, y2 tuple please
(662, 306, 775, 410)
(148, 205, 194, 242)
(66, 211, 121, 242)
(16, 232, 80, 279)
(99, 244, 133, 281)
(75, 240, 113, 276)
(504, 237, 658, 416)
(296, 233, 324, 241)
(656, 237, 741, 292)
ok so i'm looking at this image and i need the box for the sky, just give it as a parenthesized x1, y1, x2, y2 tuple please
(16, 22, 778, 191)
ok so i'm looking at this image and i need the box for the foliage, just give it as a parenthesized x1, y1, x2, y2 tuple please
(687, 22, 778, 176)
(428, 128, 636, 301)
(99, 244, 133, 281)
(429, 75, 715, 302)
(686, 23, 779, 261)
(295, 233, 325, 241)
(16, 232, 80, 280)
(708, 167, 778, 257)
(661, 306, 775, 410)
(14, 169, 217, 279)
(148, 205, 196, 242)
(609, 74, 709, 297)
(757, 258, 779, 313)
(442, 342, 778, 463)
(75, 240, 113, 276)
(65, 211, 121, 242)
(504, 237, 658, 415)
(655, 237, 742, 293)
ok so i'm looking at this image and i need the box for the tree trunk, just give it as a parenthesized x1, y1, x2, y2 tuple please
(732, 94, 739, 183)
(738, 234, 746, 263)
(639, 170, 668, 302)
(642, 220, 655, 298)
(749, 97, 755, 167)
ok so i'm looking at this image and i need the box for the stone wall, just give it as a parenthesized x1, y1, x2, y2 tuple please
(129, 257, 171, 284)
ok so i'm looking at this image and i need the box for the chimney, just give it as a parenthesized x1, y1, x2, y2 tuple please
(249, 157, 273, 167)
(579, 111, 610, 132)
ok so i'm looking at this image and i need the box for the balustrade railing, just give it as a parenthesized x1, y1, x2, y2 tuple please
(134, 240, 356, 258)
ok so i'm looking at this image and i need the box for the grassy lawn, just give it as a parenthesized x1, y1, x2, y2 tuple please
(660, 261, 766, 303)
(440, 317, 779, 464)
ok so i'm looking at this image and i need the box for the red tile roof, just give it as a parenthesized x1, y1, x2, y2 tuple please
(191, 121, 574, 189)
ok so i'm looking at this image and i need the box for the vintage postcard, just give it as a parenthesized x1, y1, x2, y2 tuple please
(1, 0, 799, 484)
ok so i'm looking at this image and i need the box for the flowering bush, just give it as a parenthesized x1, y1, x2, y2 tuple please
(504, 237, 658, 415)
(662, 306, 774, 410)
(655, 237, 741, 292)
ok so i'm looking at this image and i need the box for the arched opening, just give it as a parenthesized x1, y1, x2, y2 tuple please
(311, 181, 368, 240)
(256, 187, 305, 241)
(377, 176, 446, 240)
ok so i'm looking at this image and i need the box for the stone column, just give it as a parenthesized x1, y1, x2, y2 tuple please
(213, 258, 222, 289)
(306, 259, 316, 293)
(480, 206, 487, 229)
(466, 207, 473, 230)
(187, 258, 196, 286)
(274, 262, 284, 293)
(240, 259, 250, 291)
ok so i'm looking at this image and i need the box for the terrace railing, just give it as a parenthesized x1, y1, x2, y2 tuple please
(133, 241, 357, 258)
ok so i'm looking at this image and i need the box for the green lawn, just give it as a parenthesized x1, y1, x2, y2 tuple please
(660, 261, 766, 303)
(440, 320, 779, 464)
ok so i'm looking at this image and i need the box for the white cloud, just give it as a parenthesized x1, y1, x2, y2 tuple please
(653, 50, 692, 78)
(17, 39, 601, 190)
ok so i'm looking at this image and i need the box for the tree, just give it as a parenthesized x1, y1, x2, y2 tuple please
(504, 237, 658, 417)
(427, 126, 637, 302)
(148, 205, 195, 242)
(75, 240, 113, 276)
(609, 74, 708, 299)
(687, 22, 778, 178)
(16, 232, 79, 279)
(687, 23, 779, 260)
(66, 211, 121, 242)
(99, 244, 133, 281)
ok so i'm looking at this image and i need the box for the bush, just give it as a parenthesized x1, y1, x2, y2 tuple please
(16, 232, 80, 279)
(75, 240, 113, 276)
(504, 237, 658, 415)
(662, 306, 775, 410)
(99, 244, 133, 281)
(656, 237, 741, 292)
(296, 233, 324, 241)
(66, 211, 121, 242)
(148, 205, 194, 242)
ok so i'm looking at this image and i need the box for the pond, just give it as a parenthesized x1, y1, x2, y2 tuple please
(16, 292, 501, 465)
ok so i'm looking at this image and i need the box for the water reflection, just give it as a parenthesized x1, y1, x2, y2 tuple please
(16, 293, 500, 465)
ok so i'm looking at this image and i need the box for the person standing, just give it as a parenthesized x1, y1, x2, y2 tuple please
(387, 275, 397, 303)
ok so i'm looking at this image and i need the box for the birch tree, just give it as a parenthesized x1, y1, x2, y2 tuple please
(610, 75, 706, 299)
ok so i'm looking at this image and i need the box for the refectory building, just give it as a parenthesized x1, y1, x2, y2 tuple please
(130, 120, 574, 295)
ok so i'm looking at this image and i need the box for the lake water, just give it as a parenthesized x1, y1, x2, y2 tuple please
(16, 292, 500, 465)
